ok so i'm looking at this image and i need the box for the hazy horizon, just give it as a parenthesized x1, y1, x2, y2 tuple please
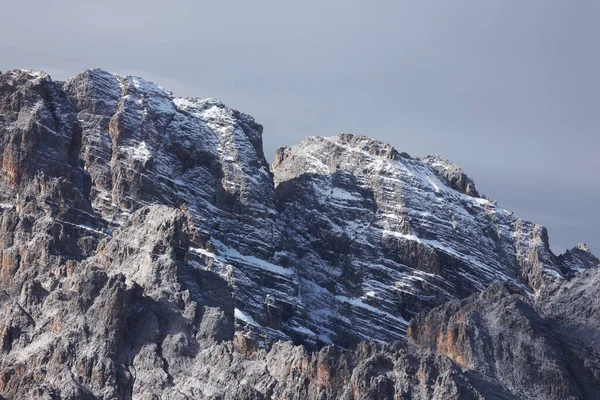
(1, 0, 597, 254)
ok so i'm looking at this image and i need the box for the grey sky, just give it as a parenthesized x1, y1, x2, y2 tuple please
(1, 0, 598, 254)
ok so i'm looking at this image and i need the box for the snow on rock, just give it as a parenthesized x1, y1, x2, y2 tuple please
(271, 133, 585, 346)
(234, 308, 262, 327)
(120, 141, 152, 163)
(0, 68, 599, 399)
(2, 68, 593, 352)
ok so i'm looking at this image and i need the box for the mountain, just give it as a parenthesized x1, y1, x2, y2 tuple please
(0, 68, 597, 399)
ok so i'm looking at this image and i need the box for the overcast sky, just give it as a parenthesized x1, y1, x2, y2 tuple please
(1, 0, 597, 254)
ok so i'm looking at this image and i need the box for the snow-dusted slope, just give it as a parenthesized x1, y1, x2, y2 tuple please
(1, 68, 599, 399)
(64, 69, 279, 257)
(63, 69, 300, 342)
(271, 134, 592, 346)
(1, 69, 595, 350)
(51, 71, 600, 347)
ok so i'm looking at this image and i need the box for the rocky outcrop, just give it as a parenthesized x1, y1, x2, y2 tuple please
(0, 69, 238, 399)
(63, 69, 279, 257)
(557, 243, 599, 277)
(408, 276, 600, 400)
(270, 134, 581, 346)
(421, 155, 480, 197)
(63, 69, 299, 344)
(0, 68, 597, 399)
(538, 265, 600, 354)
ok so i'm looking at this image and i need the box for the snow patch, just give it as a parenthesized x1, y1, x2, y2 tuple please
(190, 243, 294, 277)
(330, 187, 361, 201)
(220, 246, 294, 277)
(121, 141, 151, 163)
(234, 308, 261, 327)
(290, 325, 317, 336)
(336, 295, 408, 324)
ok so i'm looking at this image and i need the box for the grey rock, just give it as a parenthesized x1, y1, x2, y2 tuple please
(408, 277, 600, 400)
(270, 133, 584, 345)
(557, 243, 599, 278)
(0, 68, 598, 399)
(421, 155, 480, 197)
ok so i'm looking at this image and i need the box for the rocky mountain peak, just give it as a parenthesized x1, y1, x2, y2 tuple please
(421, 154, 480, 197)
(0, 68, 598, 399)
(576, 242, 591, 253)
(269, 130, 594, 346)
(558, 242, 599, 277)
(331, 133, 403, 158)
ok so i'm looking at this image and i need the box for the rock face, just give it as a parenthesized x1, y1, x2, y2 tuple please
(0, 68, 598, 399)
(408, 280, 600, 400)
(271, 134, 575, 346)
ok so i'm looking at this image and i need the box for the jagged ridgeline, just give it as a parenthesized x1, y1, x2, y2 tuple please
(0, 69, 598, 399)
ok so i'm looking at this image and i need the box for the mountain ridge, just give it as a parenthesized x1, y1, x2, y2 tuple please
(0, 68, 597, 399)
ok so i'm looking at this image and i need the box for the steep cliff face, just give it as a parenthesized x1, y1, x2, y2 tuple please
(408, 279, 600, 400)
(0, 68, 597, 399)
(270, 134, 581, 346)
(63, 69, 297, 343)
(0, 70, 231, 398)
(63, 69, 279, 257)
